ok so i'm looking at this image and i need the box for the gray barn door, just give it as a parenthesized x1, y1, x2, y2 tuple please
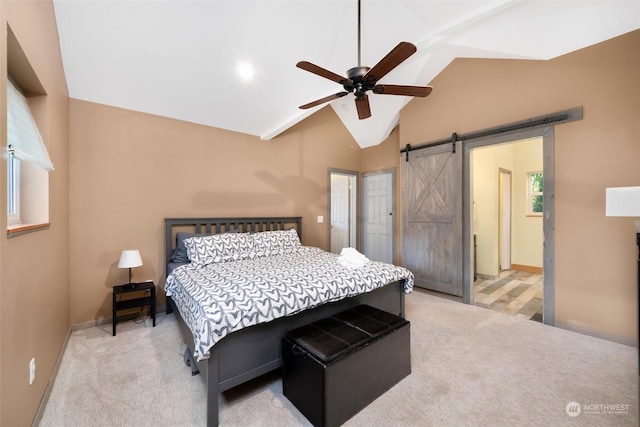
(402, 143, 463, 296)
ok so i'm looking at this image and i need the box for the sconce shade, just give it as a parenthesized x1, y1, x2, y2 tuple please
(118, 250, 143, 269)
(606, 186, 640, 217)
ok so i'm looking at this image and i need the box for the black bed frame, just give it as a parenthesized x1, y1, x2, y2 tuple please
(164, 217, 407, 427)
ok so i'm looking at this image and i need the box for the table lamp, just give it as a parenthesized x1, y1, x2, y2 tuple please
(118, 249, 143, 289)
(606, 186, 640, 221)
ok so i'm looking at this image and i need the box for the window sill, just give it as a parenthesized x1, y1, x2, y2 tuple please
(7, 223, 50, 238)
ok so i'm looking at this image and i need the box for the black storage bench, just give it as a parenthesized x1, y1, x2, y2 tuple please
(282, 305, 410, 427)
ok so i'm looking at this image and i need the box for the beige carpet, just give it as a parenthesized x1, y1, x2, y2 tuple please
(39, 290, 638, 426)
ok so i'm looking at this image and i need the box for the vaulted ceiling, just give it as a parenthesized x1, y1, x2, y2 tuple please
(52, 0, 639, 148)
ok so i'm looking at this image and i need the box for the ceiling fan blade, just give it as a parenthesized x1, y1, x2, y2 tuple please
(299, 92, 349, 110)
(297, 61, 351, 85)
(364, 42, 417, 84)
(355, 94, 371, 120)
(372, 84, 433, 97)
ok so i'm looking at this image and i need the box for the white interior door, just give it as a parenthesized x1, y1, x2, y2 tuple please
(363, 172, 393, 263)
(330, 174, 350, 253)
(499, 169, 512, 270)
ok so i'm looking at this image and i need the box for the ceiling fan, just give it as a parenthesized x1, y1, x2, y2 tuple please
(296, 0, 433, 120)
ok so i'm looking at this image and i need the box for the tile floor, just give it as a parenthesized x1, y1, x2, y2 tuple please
(473, 270, 543, 322)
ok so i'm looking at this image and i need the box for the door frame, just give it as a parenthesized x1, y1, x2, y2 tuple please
(362, 168, 396, 263)
(328, 168, 359, 252)
(463, 126, 555, 326)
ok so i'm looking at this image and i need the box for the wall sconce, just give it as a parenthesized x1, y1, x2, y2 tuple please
(118, 250, 143, 289)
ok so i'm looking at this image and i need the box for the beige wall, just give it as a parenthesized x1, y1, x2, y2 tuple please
(360, 126, 400, 172)
(68, 101, 360, 324)
(0, 1, 70, 425)
(400, 30, 640, 343)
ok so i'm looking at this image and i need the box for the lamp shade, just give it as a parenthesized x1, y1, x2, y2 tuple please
(606, 186, 640, 217)
(118, 250, 143, 269)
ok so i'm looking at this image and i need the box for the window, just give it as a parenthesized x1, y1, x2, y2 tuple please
(6, 78, 52, 234)
(527, 171, 543, 216)
(6, 26, 52, 236)
(7, 80, 53, 237)
(7, 79, 53, 171)
(7, 153, 20, 224)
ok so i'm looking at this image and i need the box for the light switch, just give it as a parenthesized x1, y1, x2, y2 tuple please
(317, 215, 324, 223)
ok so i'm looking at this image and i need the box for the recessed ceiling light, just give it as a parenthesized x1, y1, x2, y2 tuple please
(237, 62, 254, 81)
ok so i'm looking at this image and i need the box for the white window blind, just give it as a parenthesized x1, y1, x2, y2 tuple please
(7, 152, 19, 223)
(6, 78, 53, 171)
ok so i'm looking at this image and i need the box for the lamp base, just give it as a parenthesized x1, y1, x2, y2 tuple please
(122, 283, 138, 290)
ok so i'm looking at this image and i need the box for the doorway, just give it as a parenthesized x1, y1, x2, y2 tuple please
(468, 136, 547, 323)
(402, 107, 583, 326)
(329, 170, 357, 254)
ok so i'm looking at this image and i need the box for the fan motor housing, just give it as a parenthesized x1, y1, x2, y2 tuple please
(345, 66, 372, 97)
(347, 66, 369, 83)
(346, 66, 370, 81)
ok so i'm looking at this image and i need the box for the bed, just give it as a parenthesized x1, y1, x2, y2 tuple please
(164, 217, 413, 426)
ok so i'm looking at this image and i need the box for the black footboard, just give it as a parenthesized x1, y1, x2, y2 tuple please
(167, 280, 406, 427)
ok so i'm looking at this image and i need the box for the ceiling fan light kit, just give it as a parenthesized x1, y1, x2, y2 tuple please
(297, 0, 432, 120)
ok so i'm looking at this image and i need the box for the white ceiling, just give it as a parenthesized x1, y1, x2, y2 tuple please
(52, 0, 639, 148)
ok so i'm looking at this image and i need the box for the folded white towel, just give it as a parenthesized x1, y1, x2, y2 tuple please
(338, 247, 370, 269)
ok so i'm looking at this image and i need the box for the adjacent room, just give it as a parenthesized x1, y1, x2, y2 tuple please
(1, 1, 638, 426)
(472, 137, 544, 322)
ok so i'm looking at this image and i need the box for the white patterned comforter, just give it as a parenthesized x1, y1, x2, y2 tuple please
(165, 246, 414, 360)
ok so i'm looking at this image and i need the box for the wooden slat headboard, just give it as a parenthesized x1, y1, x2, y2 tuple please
(164, 217, 302, 267)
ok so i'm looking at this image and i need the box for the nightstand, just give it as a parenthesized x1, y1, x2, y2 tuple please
(112, 281, 156, 336)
